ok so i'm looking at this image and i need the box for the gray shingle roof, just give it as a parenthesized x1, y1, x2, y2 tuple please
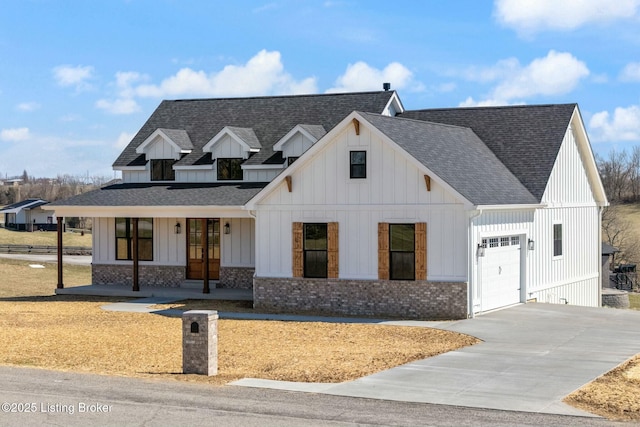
(48, 182, 268, 207)
(158, 128, 193, 150)
(1, 198, 49, 212)
(359, 112, 538, 206)
(400, 104, 577, 202)
(225, 127, 261, 150)
(115, 91, 396, 169)
(298, 124, 327, 140)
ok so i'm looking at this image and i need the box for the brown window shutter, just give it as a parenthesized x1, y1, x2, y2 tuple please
(327, 222, 339, 278)
(378, 222, 389, 280)
(415, 222, 427, 280)
(292, 222, 303, 277)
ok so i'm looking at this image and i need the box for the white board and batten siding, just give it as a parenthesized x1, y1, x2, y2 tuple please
(526, 124, 600, 307)
(210, 135, 246, 159)
(281, 132, 315, 159)
(145, 136, 181, 160)
(221, 218, 255, 267)
(255, 123, 468, 281)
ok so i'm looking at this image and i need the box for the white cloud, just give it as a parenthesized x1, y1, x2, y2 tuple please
(16, 102, 41, 112)
(461, 50, 589, 105)
(135, 50, 317, 98)
(0, 131, 117, 178)
(620, 62, 640, 82)
(52, 65, 94, 90)
(589, 105, 640, 142)
(115, 132, 135, 149)
(494, 0, 640, 35)
(326, 61, 420, 93)
(95, 98, 141, 115)
(0, 127, 30, 141)
(459, 97, 510, 107)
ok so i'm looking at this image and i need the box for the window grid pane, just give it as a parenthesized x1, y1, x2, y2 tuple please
(350, 151, 366, 179)
(389, 224, 415, 280)
(303, 223, 328, 278)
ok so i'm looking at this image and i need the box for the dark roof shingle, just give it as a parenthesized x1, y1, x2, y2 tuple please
(360, 112, 538, 206)
(400, 104, 576, 201)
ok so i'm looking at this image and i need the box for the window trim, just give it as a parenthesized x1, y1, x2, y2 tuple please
(150, 159, 176, 181)
(553, 223, 563, 258)
(216, 158, 244, 181)
(115, 217, 153, 261)
(349, 150, 367, 179)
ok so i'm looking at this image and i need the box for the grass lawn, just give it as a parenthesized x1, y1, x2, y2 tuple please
(629, 293, 640, 310)
(0, 227, 92, 247)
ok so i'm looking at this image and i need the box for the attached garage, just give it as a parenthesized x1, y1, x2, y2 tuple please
(479, 235, 523, 312)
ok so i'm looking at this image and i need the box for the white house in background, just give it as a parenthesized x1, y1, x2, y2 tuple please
(50, 90, 608, 319)
(1, 198, 57, 231)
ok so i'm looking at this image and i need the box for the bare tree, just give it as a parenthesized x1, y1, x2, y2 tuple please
(602, 205, 640, 266)
(598, 149, 630, 202)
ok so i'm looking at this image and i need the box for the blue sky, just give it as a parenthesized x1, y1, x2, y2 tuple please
(1, 0, 640, 179)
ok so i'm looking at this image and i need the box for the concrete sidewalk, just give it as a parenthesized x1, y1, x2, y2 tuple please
(232, 303, 640, 417)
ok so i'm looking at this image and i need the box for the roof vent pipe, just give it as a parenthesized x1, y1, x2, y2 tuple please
(383, 82, 391, 91)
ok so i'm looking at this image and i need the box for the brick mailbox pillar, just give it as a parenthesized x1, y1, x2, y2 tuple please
(182, 310, 218, 376)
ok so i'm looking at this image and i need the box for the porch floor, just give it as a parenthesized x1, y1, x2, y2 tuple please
(55, 284, 252, 301)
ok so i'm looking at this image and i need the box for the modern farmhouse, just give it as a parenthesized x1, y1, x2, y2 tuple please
(50, 90, 607, 319)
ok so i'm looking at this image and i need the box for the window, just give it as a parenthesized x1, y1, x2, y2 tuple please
(389, 224, 415, 280)
(553, 224, 563, 257)
(217, 158, 243, 180)
(292, 222, 338, 279)
(116, 218, 153, 261)
(303, 223, 328, 278)
(151, 159, 175, 181)
(287, 156, 299, 166)
(350, 151, 366, 179)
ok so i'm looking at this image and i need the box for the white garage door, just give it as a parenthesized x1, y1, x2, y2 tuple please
(480, 235, 521, 312)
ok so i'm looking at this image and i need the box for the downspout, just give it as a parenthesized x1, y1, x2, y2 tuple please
(468, 209, 482, 318)
(598, 206, 604, 308)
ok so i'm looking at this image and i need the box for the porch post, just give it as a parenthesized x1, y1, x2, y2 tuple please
(202, 218, 210, 294)
(132, 217, 139, 292)
(57, 216, 64, 289)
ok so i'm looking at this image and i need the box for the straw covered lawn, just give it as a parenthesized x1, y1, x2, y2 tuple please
(0, 258, 478, 385)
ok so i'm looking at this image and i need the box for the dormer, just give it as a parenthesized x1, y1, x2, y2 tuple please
(136, 128, 194, 160)
(273, 124, 326, 165)
(203, 126, 261, 160)
(135, 128, 194, 181)
(381, 91, 405, 117)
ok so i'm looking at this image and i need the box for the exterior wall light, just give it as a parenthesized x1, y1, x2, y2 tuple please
(175, 222, 182, 234)
(528, 239, 535, 251)
(477, 243, 485, 257)
(224, 222, 231, 234)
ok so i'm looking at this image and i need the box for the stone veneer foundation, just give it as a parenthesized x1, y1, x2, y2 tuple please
(92, 264, 185, 287)
(218, 267, 254, 289)
(253, 277, 468, 320)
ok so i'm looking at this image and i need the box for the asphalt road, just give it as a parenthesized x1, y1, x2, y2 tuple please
(0, 366, 627, 427)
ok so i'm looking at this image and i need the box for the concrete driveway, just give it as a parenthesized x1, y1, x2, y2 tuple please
(234, 303, 640, 416)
